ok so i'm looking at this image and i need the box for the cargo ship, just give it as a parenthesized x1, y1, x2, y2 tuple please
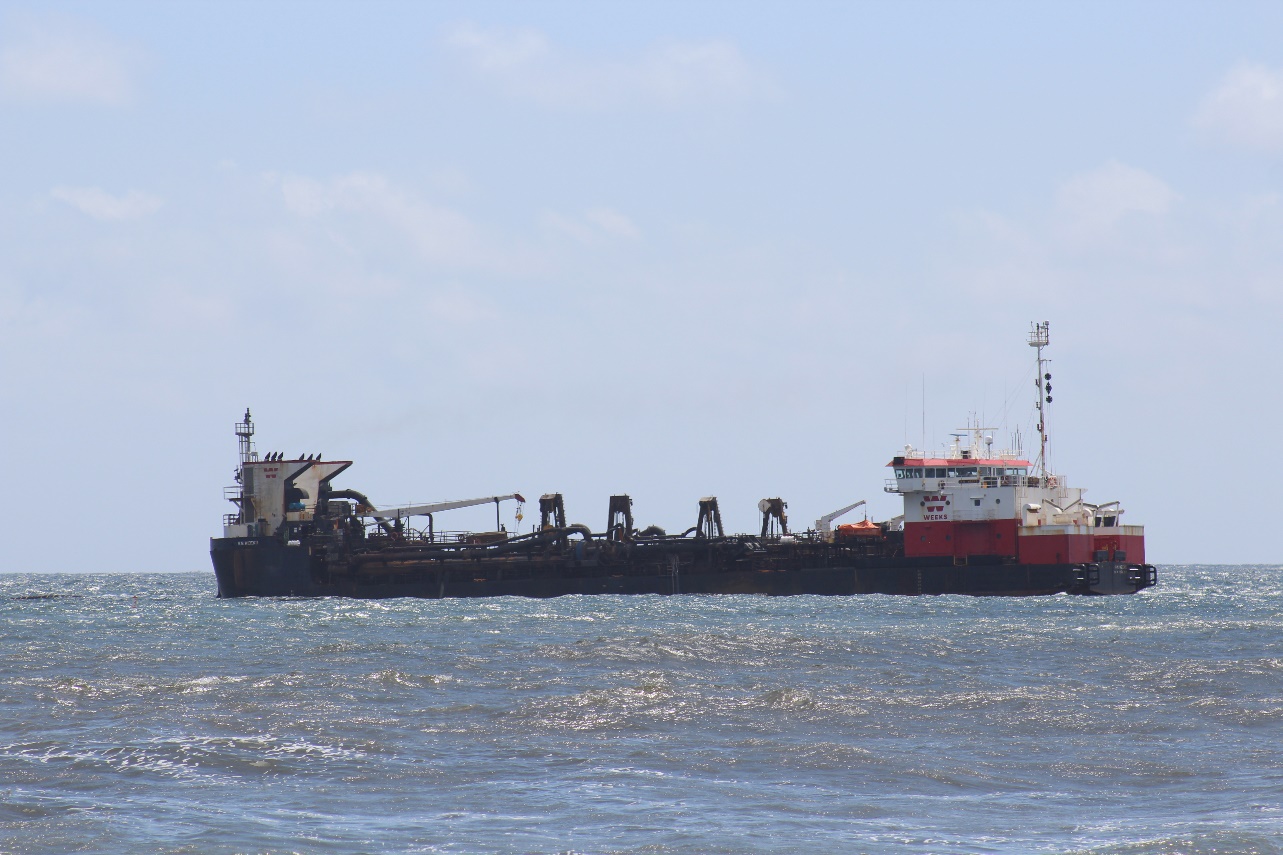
(211, 322, 1156, 598)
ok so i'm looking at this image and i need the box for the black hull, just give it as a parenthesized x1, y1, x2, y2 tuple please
(210, 537, 1156, 599)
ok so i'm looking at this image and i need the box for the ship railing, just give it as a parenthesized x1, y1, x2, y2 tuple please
(418, 529, 476, 544)
(363, 527, 487, 545)
(222, 513, 242, 527)
(998, 476, 1043, 488)
(223, 486, 243, 502)
(886, 476, 1013, 492)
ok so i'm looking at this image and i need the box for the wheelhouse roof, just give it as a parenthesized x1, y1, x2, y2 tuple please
(887, 458, 1031, 468)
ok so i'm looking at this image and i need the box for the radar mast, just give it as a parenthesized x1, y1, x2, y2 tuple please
(1028, 321, 1052, 482)
(235, 408, 257, 465)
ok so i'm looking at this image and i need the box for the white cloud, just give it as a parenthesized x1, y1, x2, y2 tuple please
(639, 41, 764, 106)
(586, 208, 641, 239)
(1055, 160, 1179, 236)
(51, 186, 162, 220)
(269, 171, 505, 270)
(447, 23, 549, 72)
(0, 17, 135, 105)
(1194, 63, 1283, 151)
(278, 174, 340, 217)
(541, 207, 641, 242)
(538, 210, 594, 243)
(446, 22, 775, 108)
(948, 152, 1283, 329)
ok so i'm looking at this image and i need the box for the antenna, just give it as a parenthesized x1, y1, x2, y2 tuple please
(1027, 321, 1051, 482)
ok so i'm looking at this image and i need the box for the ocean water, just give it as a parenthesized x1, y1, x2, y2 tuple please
(2, 567, 1281, 855)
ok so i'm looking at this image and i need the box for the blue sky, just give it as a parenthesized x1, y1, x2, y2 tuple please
(2, 1, 1281, 569)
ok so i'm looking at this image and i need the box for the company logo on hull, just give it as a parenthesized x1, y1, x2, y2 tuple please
(922, 494, 948, 520)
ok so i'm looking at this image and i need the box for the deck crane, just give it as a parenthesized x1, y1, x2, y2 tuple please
(814, 499, 866, 540)
(361, 494, 526, 537)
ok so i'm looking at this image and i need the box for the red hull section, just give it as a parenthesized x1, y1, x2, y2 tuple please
(1017, 530, 1094, 565)
(1092, 532, 1145, 564)
(904, 520, 1142, 566)
(904, 520, 1018, 560)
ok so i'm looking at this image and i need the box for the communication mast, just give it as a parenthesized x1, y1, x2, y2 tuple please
(1028, 321, 1052, 482)
(235, 408, 257, 465)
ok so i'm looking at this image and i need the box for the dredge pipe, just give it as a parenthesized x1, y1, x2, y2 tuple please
(565, 524, 593, 541)
(363, 524, 597, 559)
(327, 488, 396, 535)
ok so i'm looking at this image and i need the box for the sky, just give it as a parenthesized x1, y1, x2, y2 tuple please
(2, 0, 1282, 570)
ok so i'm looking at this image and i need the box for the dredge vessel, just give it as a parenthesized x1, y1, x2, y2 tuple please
(211, 322, 1156, 598)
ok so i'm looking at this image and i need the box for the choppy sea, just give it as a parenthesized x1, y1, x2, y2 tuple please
(2, 566, 1281, 854)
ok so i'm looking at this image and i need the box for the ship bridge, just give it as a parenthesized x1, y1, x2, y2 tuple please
(886, 457, 1034, 493)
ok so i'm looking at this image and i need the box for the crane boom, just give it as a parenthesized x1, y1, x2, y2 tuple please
(363, 493, 526, 521)
(814, 499, 866, 535)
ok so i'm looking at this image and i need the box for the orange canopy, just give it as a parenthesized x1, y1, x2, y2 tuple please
(836, 520, 881, 537)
